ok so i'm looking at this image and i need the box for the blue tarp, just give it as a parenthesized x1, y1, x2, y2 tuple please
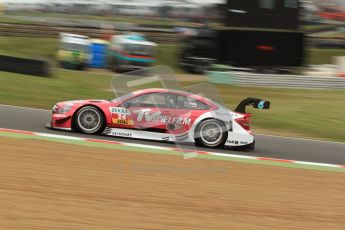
(89, 42, 107, 68)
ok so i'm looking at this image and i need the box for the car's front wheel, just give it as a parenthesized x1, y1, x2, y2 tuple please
(74, 106, 105, 134)
(195, 119, 227, 148)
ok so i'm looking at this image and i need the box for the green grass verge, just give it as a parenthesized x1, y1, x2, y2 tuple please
(0, 36, 58, 61)
(0, 69, 113, 108)
(307, 49, 345, 65)
(1, 13, 193, 27)
(302, 24, 338, 32)
(1, 69, 345, 142)
(0, 16, 38, 24)
(215, 85, 345, 142)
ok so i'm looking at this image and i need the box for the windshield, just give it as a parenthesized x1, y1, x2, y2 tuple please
(111, 92, 135, 103)
(125, 44, 155, 56)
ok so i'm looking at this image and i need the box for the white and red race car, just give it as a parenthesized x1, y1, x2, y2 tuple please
(47, 88, 270, 150)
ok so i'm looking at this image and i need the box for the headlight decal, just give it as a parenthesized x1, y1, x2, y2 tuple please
(57, 105, 73, 114)
(52, 104, 59, 113)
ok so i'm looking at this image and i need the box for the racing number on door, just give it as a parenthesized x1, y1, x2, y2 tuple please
(115, 114, 132, 125)
(109, 107, 134, 127)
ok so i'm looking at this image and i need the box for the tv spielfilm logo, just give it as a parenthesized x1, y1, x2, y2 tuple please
(111, 66, 225, 159)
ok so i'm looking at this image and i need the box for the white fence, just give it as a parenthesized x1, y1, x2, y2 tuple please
(206, 71, 345, 89)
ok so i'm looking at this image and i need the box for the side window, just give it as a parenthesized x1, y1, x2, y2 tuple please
(196, 100, 209, 110)
(176, 95, 209, 110)
(125, 93, 168, 108)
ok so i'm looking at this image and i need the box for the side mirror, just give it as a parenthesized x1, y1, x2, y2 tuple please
(123, 102, 131, 108)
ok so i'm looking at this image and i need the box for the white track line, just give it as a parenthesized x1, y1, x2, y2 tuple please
(209, 152, 257, 160)
(125, 143, 172, 151)
(0, 128, 344, 170)
(0, 104, 50, 111)
(36, 133, 84, 141)
(294, 161, 341, 168)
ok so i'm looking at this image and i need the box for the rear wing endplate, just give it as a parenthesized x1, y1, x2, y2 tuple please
(235, 98, 270, 113)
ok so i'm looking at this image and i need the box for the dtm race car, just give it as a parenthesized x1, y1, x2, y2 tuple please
(47, 88, 270, 150)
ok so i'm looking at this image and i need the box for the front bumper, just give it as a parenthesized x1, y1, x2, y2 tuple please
(47, 113, 73, 131)
(224, 131, 255, 148)
(46, 122, 72, 131)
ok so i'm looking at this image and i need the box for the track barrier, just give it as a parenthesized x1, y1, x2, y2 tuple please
(0, 55, 52, 77)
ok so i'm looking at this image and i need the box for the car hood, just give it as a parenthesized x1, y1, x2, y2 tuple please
(61, 99, 109, 105)
(55, 99, 111, 109)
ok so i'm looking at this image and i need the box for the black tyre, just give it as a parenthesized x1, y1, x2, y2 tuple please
(74, 106, 105, 134)
(195, 119, 227, 148)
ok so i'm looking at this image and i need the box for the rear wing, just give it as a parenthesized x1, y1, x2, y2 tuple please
(235, 98, 270, 113)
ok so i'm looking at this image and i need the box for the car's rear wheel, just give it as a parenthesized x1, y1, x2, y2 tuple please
(195, 119, 227, 148)
(74, 106, 105, 134)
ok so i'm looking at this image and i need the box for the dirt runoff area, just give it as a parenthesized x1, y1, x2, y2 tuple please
(1, 137, 345, 230)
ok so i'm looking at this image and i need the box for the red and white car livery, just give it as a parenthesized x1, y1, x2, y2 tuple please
(47, 88, 270, 150)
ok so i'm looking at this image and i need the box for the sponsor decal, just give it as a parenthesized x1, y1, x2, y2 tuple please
(161, 136, 171, 141)
(258, 100, 265, 110)
(226, 140, 239, 145)
(133, 109, 191, 125)
(112, 118, 134, 125)
(53, 114, 69, 118)
(215, 112, 227, 116)
(111, 131, 132, 137)
(215, 111, 232, 120)
(118, 114, 126, 119)
(109, 107, 131, 115)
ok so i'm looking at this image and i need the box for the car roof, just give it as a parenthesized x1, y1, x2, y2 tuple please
(132, 88, 197, 97)
(130, 88, 215, 105)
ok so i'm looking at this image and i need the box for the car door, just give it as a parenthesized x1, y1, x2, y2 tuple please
(108, 105, 136, 129)
(122, 92, 173, 131)
(167, 94, 210, 135)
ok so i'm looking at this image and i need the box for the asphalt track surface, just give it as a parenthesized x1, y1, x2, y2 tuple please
(1, 104, 344, 165)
